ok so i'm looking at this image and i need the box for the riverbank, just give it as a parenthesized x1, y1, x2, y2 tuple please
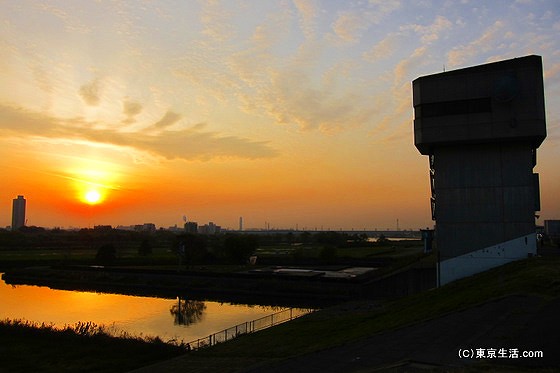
(1, 255, 558, 372)
(0, 319, 186, 373)
(1, 261, 435, 307)
(134, 254, 560, 372)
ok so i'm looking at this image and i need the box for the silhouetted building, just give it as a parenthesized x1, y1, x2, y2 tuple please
(413, 55, 546, 285)
(184, 221, 198, 234)
(134, 223, 156, 232)
(545, 220, 560, 244)
(198, 222, 221, 234)
(11, 195, 26, 230)
(94, 225, 113, 232)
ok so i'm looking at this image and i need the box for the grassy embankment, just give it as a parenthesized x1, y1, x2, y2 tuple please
(159, 255, 560, 372)
(0, 320, 186, 373)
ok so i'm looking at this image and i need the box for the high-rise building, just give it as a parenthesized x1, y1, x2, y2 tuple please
(12, 195, 26, 230)
(413, 55, 546, 285)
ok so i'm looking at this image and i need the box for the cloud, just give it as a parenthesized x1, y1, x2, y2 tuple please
(545, 62, 560, 80)
(199, 0, 235, 42)
(122, 100, 143, 124)
(152, 110, 182, 129)
(260, 68, 378, 132)
(0, 104, 277, 161)
(447, 20, 506, 67)
(394, 46, 428, 85)
(332, 11, 369, 43)
(293, 0, 319, 40)
(363, 33, 398, 62)
(366, 0, 402, 25)
(400, 15, 453, 44)
(79, 79, 101, 106)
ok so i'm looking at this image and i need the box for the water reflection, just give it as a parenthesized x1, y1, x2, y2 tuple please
(0, 276, 300, 343)
(170, 297, 206, 326)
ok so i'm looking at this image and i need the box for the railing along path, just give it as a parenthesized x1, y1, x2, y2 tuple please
(186, 308, 313, 350)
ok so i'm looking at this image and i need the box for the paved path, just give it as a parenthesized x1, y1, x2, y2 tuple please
(132, 294, 560, 372)
(244, 295, 560, 372)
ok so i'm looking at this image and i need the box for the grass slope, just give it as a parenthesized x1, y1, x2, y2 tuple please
(173, 256, 560, 372)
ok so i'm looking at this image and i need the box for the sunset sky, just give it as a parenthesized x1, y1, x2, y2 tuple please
(1, 0, 559, 230)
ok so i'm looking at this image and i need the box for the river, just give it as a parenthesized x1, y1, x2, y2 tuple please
(0, 274, 305, 344)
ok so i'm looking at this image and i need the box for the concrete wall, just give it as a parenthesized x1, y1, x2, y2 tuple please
(413, 55, 546, 286)
(413, 55, 546, 155)
(434, 142, 538, 259)
(438, 233, 536, 285)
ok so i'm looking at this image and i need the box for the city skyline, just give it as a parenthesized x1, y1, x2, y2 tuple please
(1, 1, 559, 230)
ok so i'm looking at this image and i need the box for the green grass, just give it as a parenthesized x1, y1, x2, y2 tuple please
(0, 320, 186, 373)
(0, 247, 179, 270)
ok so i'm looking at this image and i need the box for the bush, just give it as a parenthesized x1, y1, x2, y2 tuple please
(223, 234, 258, 264)
(96, 244, 116, 265)
(138, 239, 152, 256)
(319, 246, 337, 264)
(175, 234, 209, 267)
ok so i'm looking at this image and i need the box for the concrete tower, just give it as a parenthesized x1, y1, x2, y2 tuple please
(413, 55, 546, 285)
(12, 195, 26, 230)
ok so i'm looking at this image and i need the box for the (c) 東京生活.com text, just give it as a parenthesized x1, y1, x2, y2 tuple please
(458, 348, 543, 359)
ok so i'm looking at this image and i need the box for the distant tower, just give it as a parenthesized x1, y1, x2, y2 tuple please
(12, 195, 26, 230)
(239, 216, 243, 231)
(413, 55, 546, 285)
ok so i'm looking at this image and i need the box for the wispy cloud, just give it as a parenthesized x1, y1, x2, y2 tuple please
(0, 104, 277, 161)
(401, 15, 453, 44)
(363, 33, 399, 62)
(447, 20, 506, 67)
(122, 100, 143, 124)
(79, 79, 101, 106)
(151, 110, 182, 130)
(293, 0, 319, 40)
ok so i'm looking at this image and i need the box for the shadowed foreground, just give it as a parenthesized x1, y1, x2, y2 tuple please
(132, 255, 560, 373)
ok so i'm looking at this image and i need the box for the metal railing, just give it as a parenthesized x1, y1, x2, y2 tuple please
(186, 308, 314, 350)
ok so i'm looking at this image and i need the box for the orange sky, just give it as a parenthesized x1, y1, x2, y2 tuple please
(1, 1, 559, 230)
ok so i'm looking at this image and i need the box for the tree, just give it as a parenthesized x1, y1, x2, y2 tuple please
(170, 298, 206, 326)
(138, 238, 152, 256)
(223, 234, 258, 264)
(95, 244, 116, 265)
(174, 233, 208, 267)
(377, 234, 390, 244)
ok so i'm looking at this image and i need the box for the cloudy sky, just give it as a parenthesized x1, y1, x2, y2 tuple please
(1, 0, 559, 230)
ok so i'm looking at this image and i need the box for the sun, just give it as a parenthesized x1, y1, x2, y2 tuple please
(84, 189, 102, 205)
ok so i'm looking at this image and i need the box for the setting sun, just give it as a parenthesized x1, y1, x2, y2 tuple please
(84, 190, 102, 205)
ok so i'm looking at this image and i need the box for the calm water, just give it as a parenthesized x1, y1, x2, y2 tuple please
(0, 274, 295, 343)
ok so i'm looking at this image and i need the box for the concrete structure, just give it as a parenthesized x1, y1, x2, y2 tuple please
(413, 55, 546, 285)
(544, 220, 560, 245)
(11, 195, 26, 230)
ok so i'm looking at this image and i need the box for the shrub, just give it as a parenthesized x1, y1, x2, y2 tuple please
(95, 244, 116, 265)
